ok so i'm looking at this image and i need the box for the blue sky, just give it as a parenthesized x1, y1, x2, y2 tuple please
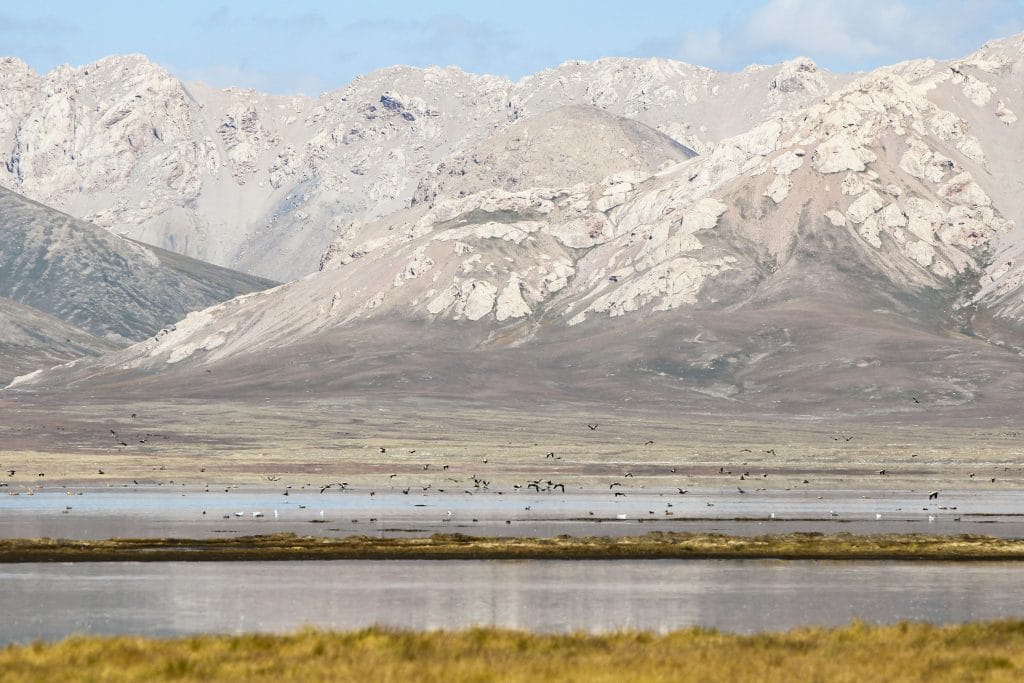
(2, 1, 1021, 94)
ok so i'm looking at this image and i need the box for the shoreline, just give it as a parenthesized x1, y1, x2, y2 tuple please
(4, 531, 1024, 562)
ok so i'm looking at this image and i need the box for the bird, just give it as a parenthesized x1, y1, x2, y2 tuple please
(379, 447, 387, 453)
(609, 482, 622, 489)
(587, 424, 598, 430)
(644, 440, 654, 445)
(97, 469, 104, 475)
(878, 469, 886, 476)
(677, 488, 688, 495)
(928, 491, 939, 500)
(737, 487, 745, 494)
(912, 396, 920, 404)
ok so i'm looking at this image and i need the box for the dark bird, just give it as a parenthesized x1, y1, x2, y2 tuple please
(624, 472, 633, 478)
(765, 448, 776, 456)
(878, 469, 886, 476)
(545, 452, 556, 459)
(587, 424, 598, 430)
(737, 487, 745, 494)
(912, 396, 920, 404)
(928, 491, 939, 500)
(97, 469, 104, 475)
(131, 413, 137, 419)
(614, 492, 626, 497)
(609, 482, 622, 489)
(6, 470, 14, 476)
(644, 440, 654, 445)
(389, 473, 398, 478)
(379, 447, 387, 453)
(118, 440, 128, 446)
(552, 483, 565, 492)
(677, 489, 688, 495)
(402, 487, 410, 494)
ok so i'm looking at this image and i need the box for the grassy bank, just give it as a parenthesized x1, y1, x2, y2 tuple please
(3, 531, 1024, 562)
(3, 621, 1024, 682)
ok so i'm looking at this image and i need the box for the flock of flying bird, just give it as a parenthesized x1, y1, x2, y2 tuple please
(2, 416, 1005, 529)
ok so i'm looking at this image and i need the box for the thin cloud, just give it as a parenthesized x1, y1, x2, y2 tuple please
(663, 0, 1024, 71)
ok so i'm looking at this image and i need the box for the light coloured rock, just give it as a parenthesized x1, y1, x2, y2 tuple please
(904, 198, 945, 243)
(824, 210, 846, 227)
(859, 214, 883, 248)
(846, 190, 884, 223)
(495, 276, 531, 321)
(812, 132, 877, 173)
(770, 150, 804, 175)
(938, 172, 990, 207)
(841, 172, 866, 196)
(764, 174, 792, 203)
(462, 280, 498, 320)
(995, 99, 1018, 125)
(906, 240, 936, 267)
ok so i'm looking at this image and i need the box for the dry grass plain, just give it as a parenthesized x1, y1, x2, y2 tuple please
(1, 396, 1022, 492)
(2, 621, 1024, 682)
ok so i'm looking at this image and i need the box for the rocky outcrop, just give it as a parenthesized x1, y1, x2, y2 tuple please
(0, 53, 848, 281)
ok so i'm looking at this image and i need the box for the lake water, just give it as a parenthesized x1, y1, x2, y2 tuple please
(3, 559, 1024, 644)
(2, 486, 1023, 539)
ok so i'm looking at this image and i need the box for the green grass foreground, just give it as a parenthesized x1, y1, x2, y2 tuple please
(3, 622, 1024, 682)
(3, 531, 1024, 562)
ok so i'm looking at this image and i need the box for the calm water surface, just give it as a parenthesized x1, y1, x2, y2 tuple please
(2, 487, 1023, 538)
(3, 559, 1024, 643)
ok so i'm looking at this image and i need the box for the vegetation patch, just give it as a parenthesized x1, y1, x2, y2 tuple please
(3, 531, 1024, 562)
(3, 621, 1024, 682)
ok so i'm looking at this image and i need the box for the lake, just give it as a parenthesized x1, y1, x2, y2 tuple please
(3, 559, 1024, 643)
(2, 486, 1023, 539)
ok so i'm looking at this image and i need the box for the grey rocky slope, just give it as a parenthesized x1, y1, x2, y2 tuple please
(0, 186, 276, 344)
(0, 53, 843, 281)
(14, 35, 1024, 418)
(0, 297, 116, 385)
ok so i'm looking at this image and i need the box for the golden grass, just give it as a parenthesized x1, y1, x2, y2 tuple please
(3, 531, 1024, 562)
(2, 621, 1024, 682)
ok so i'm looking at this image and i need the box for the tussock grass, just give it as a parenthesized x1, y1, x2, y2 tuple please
(3, 531, 1024, 562)
(2, 621, 1024, 682)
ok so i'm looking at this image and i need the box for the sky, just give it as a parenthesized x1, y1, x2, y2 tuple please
(2, 1, 1022, 94)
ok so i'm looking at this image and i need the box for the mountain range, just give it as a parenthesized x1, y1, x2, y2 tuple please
(3, 35, 1024, 420)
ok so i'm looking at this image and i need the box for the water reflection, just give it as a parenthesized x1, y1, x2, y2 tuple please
(3, 559, 1024, 643)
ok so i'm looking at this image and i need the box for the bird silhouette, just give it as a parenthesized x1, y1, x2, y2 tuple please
(587, 424, 598, 430)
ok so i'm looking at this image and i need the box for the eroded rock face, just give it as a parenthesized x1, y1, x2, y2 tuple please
(8, 35, 1024, 396)
(0, 53, 848, 281)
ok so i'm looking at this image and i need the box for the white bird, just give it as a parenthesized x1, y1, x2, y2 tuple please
(769, 512, 775, 519)
(319, 510, 325, 519)
(928, 515, 936, 523)
(875, 513, 883, 520)
(234, 511, 244, 517)
(829, 510, 839, 517)
(273, 510, 278, 519)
